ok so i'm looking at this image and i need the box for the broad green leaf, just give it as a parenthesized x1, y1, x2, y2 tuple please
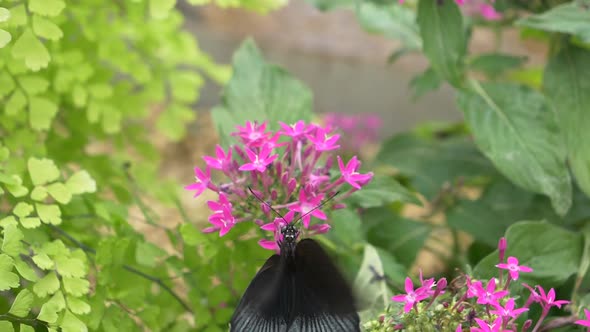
(29, 96, 58, 130)
(28, 157, 60, 186)
(37, 301, 60, 324)
(409, 67, 442, 100)
(5, 89, 27, 115)
(13, 202, 33, 217)
(67, 296, 91, 315)
(28, 0, 65, 17)
(33, 252, 54, 270)
(36, 203, 62, 225)
(517, 3, 590, 43)
(0, 7, 10, 22)
(20, 217, 41, 229)
(46, 182, 72, 204)
(469, 53, 527, 78)
(11, 29, 51, 71)
(18, 75, 49, 95)
(62, 277, 90, 296)
(348, 175, 420, 208)
(417, 0, 465, 86)
(1, 224, 24, 257)
(33, 271, 60, 297)
(46, 290, 66, 311)
(32, 15, 63, 41)
(9, 289, 33, 317)
(0, 254, 20, 290)
(544, 44, 590, 198)
(55, 256, 86, 278)
(458, 82, 572, 215)
(328, 208, 363, 247)
(31, 186, 48, 201)
(353, 244, 392, 312)
(0, 322, 13, 332)
(14, 258, 39, 281)
(363, 207, 431, 268)
(377, 133, 494, 199)
(356, 2, 420, 51)
(211, 39, 312, 147)
(474, 221, 583, 285)
(180, 223, 205, 246)
(0, 29, 10, 48)
(150, 0, 176, 19)
(65, 170, 96, 194)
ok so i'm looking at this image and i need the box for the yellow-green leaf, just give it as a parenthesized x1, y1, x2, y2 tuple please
(29, 96, 58, 130)
(0, 29, 11, 48)
(65, 170, 96, 194)
(67, 296, 91, 315)
(62, 277, 89, 296)
(31, 186, 48, 201)
(13, 202, 34, 217)
(18, 75, 49, 95)
(0, 7, 10, 23)
(5, 89, 27, 116)
(61, 310, 87, 332)
(14, 258, 39, 281)
(9, 289, 33, 317)
(46, 182, 72, 204)
(36, 203, 62, 225)
(0, 254, 20, 291)
(21, 217, 41, 229)
(149, 0, 176, 19)
(28, 0, 65, 17)
(1, 224, 24, 257)
(32, 252, 54, 270)
(28, 157, 60, 185)
(33, 271, 60, 297)
(32, 15, 63, 41)
(11, 29, 51, 71)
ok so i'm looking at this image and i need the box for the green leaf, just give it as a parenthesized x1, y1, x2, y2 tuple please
(544, 44, 590, 199)
(47, 291, 66, 312)
(32, 15, 63, 41)
(353, 244, 392, 312)
(180, 223, 205, 246)
(377, 133, 494, 199)
(46, 182, 72, 204)
(28, 0, 65, 17)
(72, 85, 87, 107)
(135, 241, 165, 268)
(169, 72, 203, 103)
(0, 322, 13, 332)
(29, 96, 59, 130)
(6, 4, 26, 26)
(11, 29, 51, 71)
(0, 254, 20, 290)
(31, 186, 48, 201)
(356, 2, 420, 51)
(55, 256, 86, 278)
(1, 224, 23, 257)
(5, 89, 27, 115)
(0, 216, 18, 228)
(469, 53, 527, 78)
(14, 258, 39, 281)
(363, 207, 431, 268)
(33, 271, 60, 297)
(156, 104, 196, 141)
(328, 208, 363, 247)
(474, 221, 583, 285)
(20, 325, 34, 332)
(9, 289, 33, 317)
(517, 3, 590, 44)
(101, 109, 121, 134)
(13, 202, 34, 217)
(18, 75, 49, 95)
(211, 39, 312, 147)
(67, 296, 91, 315)
(65, 170, 96, 194)
(0, 72, 15, 98)
(36, 203, 62, 225)
(28, 157, 60, 186)
(21, 217, 41, 228)
(37, 301, 60, 324)
(33, 252, 54, 270)
(0, 29, 10, 48)
(0, 7, 10, 22)
(417, 0, 465, 86)
(149, 0, 176, 19)
(458, 82, 572, 215)
(62, 277, 90, 296)
(409, 67, 442, 100)
(348, 175, 420, 208)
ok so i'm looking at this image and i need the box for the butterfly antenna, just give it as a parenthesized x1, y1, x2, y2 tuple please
(293, 191, 340, 225)
(248, 186, 286, 221)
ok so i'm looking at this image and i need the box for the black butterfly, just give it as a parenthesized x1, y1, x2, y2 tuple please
(230, 223, 360, 332)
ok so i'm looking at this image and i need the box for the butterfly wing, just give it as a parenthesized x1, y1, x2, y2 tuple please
(290, 239, 360, 332)
(230, 254, 290, 332)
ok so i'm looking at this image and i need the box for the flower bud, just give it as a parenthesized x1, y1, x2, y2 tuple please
(498, 237, 507, 263)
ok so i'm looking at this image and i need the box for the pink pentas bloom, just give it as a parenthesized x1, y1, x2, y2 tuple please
(575, 308, 590, 330)
(338, 156, 374, 189)
(475, 278, 508, 305)
(391, 277, 430, 313)
(490, 298, 528, 320)
(466, 277, 483, 298)
(496, 256, 533, 281)
(537, 286, 570, 309)
(239, 144, 278, 172)
(186, 120, 373, 248)
(471, 317, 509, 332)
(479, 3, 501, 20)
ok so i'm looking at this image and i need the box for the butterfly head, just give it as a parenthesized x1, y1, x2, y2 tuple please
(279, 223, 299, 256)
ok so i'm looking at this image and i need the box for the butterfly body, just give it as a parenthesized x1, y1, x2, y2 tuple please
(230, 224, 360, 332)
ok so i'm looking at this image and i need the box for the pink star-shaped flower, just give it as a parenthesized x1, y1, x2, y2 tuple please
(279, 120, 312, 140)
(537, 286, 570, 309)
(391, 277, 430, 313)
(490, 298, 528, 319)
(496, 256, 533, 281)
(466, 277, 483, 298)
(307, 127, 341, 151)
(475, 278, 508, 305)
(184, 166, 211, 197)
(288, 190, 327, 228)
(575, 308, 590, 330)
(337, 155, 373, 189)
(471, 317, 508, 332)
(203, 145, 233, 171)
(233, 121, 270, 147)
(208, 206, 236, 237)
(239, 144, 278, 173)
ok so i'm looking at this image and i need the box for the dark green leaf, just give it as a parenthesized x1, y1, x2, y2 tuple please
(409, 67, 442, 100)
(469, 53, 527, 78)
(517, 3, 590, 43)
(348, 175, 421, 208)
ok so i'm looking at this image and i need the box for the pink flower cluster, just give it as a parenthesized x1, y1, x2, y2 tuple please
(185, 120, 373, 250)
(390, 237, 573, 331)
(322, 112, 381, 155)
(399, 0, 502, 21)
